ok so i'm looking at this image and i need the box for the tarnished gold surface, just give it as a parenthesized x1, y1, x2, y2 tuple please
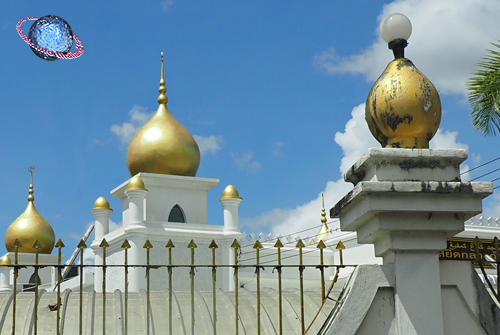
(126, 53, 200, 177)
(0, 255, 11, 266)
(5, 181, 55, 254)
(366, 58, 441, 148)
(92, 196, 112, 211)
(220, 184, 242, 200)
(126, 176, 147, 191)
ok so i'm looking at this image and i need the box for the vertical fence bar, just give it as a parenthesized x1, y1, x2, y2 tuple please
(209, 240, 218, 335)
(33, 240, 41, 335)
(56, 239, 65, 335)
(253, 240, 263, 335)
(166, 240, 175, 335)
(274, 239, 283, 335)
(494, 237, 499, 297)
(143, 240, 153, 335)
(231, 239, 240, 335)
(296, 239, 305, 335)
(100, 238, 109, 335)
(336, 241, 345, 266)
(121, 240, 131, 335)
(12, 239, 21, 335)
(77, 239, 87, 335)
(188, 240, 197, 335)
(317, 240, 326, 303)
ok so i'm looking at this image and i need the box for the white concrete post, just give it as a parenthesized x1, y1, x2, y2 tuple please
(91, 197, 113, 293)
(219, 185, 243, 291)
(220, 198, 243, 232)
(0, 268, 10, 291)
(125, 189, 147, 227)
(330, 148, 492, 335)
(127, 236, 146, 291)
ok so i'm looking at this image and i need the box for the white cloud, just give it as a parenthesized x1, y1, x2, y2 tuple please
(161, 0, 175, 12)
(242, 100, 472, 236)
(314, 0, 500, 96)
(231, 152, 261, 172)
(194, 135, 223, 156)
(272, 141, 285, 156)
(334, 103, 379, 175)
(111, 105, 153, 146)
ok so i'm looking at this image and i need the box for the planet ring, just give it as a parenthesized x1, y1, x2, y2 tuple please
(16, 16, 84, 59)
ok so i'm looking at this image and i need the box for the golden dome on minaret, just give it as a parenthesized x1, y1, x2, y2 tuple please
(92, 196, 112, 211)
(126, 176, 147, 191)
(220, 185, 242, 200)
(126, 52, 201, 177)
(366, 14, 441, 149)
(5, 167, 55, 254)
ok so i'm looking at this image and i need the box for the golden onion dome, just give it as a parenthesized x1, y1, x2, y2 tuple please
(365, 58, 441, 148)
(126, 52, 200, 177)
(126, 176, 148, 191)
(92, 196, 112, 211)
(220, 185, 242, 200)
(0, 255, 11, 266)
(5, 170, 55, 254)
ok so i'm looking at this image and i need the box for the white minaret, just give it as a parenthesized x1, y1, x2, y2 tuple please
(124, 176, 148, 291)
(219, 185, 243, 233)
(219, 185, 243, 290)
(91, 196, 113, 293)
(0, 255, 11, 292)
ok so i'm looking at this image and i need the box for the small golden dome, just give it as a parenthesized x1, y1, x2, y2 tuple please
(5, 171, 55, 254)
(220, 185, 242, 200)
(0, 255, 11, 266)
(126, 52, 201, 177)
(365, 58, 441, 148)
(126, 176, 148, 191)
(92, 196, 112, 211)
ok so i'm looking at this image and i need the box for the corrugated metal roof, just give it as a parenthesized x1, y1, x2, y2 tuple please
(0, 286, 345, 334)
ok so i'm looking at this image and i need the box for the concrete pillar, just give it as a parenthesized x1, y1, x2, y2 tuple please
(0, 255, 11, 292)
(330, 148, 492, 335)
(219, 185, 243, 290)
(91, 197, 113, 293)
(125, 176, 148, 227)
(124, 177, 148, 291)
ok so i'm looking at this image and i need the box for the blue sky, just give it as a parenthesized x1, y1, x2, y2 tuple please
(1, 1, 500, 250)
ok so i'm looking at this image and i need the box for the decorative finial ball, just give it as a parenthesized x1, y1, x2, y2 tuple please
(28, 15, 73, 61)
(380, 13, 412, 43)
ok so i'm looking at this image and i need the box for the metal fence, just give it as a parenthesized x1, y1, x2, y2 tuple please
(2, 237, 352, 335)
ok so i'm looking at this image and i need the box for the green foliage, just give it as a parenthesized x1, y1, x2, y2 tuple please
(468, 42, 500, 135)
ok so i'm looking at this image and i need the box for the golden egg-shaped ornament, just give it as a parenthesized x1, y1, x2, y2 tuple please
(126, 103, 201, 177)
(365, 58, 441, 148)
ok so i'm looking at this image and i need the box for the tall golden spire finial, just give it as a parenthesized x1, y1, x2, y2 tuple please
(158, 51, 168, 105)
(316, 193, 329, 242)
(125, 52, 201, 177)
(28, 165, 35, 202)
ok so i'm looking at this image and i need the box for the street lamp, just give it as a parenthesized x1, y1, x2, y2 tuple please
(380, 13, 412, 59)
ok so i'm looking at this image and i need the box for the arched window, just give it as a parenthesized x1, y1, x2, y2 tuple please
(29, 273, 42, 285)
(24, 273, 42, 292)
(168, 204, 186, 223)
